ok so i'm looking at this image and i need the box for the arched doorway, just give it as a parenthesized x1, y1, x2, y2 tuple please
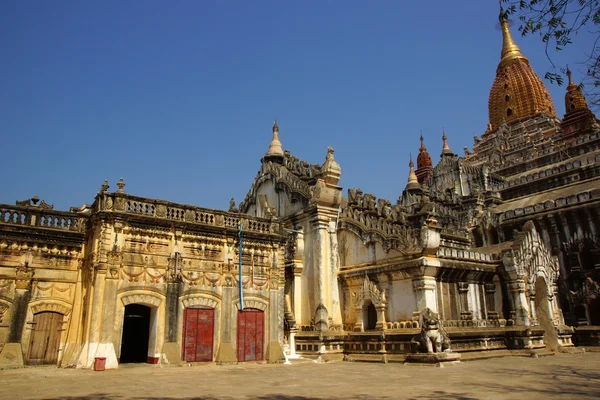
(120, 304, 150, 363)
(182, 307, 214, 362)
(27, 311, 63, 365)
(237, 309, 264, 361)
(534, 277, 559, 351)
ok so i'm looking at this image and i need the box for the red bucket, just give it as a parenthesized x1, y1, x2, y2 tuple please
(94, 357, 106, 371)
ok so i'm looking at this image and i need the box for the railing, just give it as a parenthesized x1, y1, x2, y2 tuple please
(102, 193, 277, 235)
(437, 247, 497, 262)
(0, 206, 84, 232)
(493, 152, 600, 191)
(441, 319, 503, 328)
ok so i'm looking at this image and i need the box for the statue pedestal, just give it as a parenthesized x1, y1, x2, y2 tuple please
(404, 352, 461, 367)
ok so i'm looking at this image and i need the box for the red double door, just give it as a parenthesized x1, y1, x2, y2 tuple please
(183, 308, 214, 362)
(237, 309, 264, 361)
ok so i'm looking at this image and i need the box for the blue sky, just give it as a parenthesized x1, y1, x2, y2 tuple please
(1, 1, 596, 212)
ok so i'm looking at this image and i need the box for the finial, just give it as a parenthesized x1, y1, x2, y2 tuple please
(321, 146, 341, 185)
(499, 6, 527, 66)
(264, 120, 284, 161)
(100, 179, 109, 193)
(406, 154, 420, 189)
(419, 133, 427, 152)
(566, 65, 575, 86)
(116, 178, 126, 193)
(442, 130, 453, 155)
(326, 146, 334, 161)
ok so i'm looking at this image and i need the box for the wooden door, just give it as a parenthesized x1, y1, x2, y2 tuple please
(182, 308, 214, 362)
(237, 309, 264, 361)
(27, 312, 63, 365)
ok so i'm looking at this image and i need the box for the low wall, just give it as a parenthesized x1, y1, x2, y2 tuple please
(294, 326, 552, 362)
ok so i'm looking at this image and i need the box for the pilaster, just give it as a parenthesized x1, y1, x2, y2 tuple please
(412, 276, 437, 313)
(215, 283, 237, 364)
(484, 283, 499, 320)
(508, 279, 531, 326)
(310, 213, 331, 332)
(458, 282, 473, 320)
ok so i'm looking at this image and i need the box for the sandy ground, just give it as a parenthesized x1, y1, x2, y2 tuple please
(1, 352, 599, 400)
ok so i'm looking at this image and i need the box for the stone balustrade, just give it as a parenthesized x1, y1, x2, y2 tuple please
(385, 320, 420, 330)
(437, 247, 497, 262)
(441, 319, 504, 329)
(0, 206, 84, 232)
(101, 193, 277, 235)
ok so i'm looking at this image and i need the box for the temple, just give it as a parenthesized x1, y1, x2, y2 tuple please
(0, 9, 599, 368)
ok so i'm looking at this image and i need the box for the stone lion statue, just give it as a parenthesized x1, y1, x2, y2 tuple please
(411, 308, 451, 354)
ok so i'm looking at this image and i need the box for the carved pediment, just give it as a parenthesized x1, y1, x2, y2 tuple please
(352, 275, 386, 308)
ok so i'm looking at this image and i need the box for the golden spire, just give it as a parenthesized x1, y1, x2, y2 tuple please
(488, 7, 557, 129)
(264, 120, 284, 161)
(499, 8, 527, 68)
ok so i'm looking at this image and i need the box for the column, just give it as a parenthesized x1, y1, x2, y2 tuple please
(165, 253, 182, 343)
(548, 214, 575, 323)
(328, 220, 343, 327)
(7, 265, 34, 343)
(412, 277, 437, 313)
(98, 263, 119, 368)
(508, 279, 531, 326)
(527, 284, 538, 326)
(375, 303, 387, 330)
(88, 266, 107, 346)
(353, 305, 364, 332)
(0, 265, 33, 369)
(215, 280, 237, 364)
(76, 264, 108, 368)
(485, 283, 499, 320)
(585, 207, 598, 237)
(458, 282, 473, 320)
(292, 227, 304, 326)
(266, 286, 285, 362)
(293, 269, 303, 326)
(311, 215, 330, 332)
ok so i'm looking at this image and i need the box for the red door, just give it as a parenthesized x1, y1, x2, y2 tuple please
(237, 309, 264, 361)
(182, 308, 214, 362)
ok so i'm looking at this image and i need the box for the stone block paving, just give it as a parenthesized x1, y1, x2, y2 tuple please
(1, 352, 600, 400)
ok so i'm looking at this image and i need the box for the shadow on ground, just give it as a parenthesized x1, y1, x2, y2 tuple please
(40, 395, 477, 400)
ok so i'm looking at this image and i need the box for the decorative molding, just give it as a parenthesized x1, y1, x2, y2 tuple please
(120, 291, 164, 308)
(29, 299, 72, 316)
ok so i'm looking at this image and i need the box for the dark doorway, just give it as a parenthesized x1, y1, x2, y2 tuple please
(589, 297, 600, 325)
(366, 302, 377, 330)
(120, 304, 150, 363)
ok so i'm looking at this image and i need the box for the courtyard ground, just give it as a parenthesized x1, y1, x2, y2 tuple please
(1, 352, 599, 400)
